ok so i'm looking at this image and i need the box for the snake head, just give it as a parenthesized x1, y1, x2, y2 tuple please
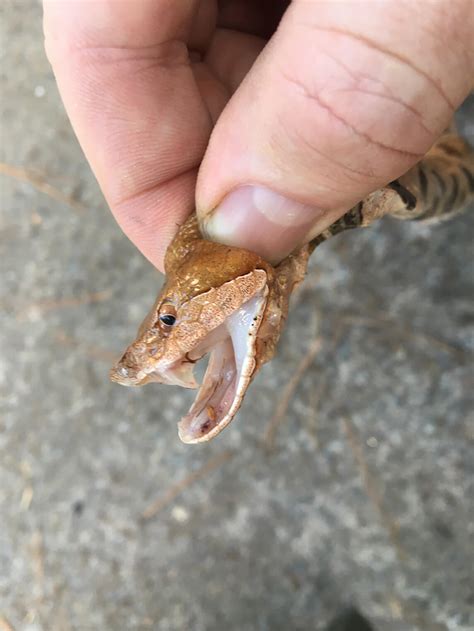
(110, 242, 276, 443)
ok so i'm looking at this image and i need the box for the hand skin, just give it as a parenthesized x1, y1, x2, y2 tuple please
(43, 0, 474, 269)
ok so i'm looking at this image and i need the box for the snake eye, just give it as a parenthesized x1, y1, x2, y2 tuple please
(159, 314, 176, 326)
(157, 303, 177, 331)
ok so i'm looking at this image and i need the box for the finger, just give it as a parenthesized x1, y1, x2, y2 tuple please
(43, 0, 212, 270)
(196, 0, 474, 264)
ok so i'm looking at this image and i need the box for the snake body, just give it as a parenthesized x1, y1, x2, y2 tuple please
(312, 132, 473, 248)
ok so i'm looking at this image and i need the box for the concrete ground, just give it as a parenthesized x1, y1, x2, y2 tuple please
(1, 3, 473, 630)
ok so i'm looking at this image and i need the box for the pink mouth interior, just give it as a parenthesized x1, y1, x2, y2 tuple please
(178, 338, 236, 440)
(177, 292, 267, 443)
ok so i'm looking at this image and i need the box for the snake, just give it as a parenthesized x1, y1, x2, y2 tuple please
(110, 129, 474, 444)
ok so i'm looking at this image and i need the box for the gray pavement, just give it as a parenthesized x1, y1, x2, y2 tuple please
(1, 3, 473, 630)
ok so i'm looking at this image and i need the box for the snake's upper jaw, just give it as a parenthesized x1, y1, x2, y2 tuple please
(110, 347, 198, 389)
(178, 289, 268, 444)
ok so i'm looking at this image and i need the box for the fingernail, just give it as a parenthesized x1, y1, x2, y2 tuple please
(201, 186, 325, 264)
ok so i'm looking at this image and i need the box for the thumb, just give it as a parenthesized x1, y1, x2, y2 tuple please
(196, 1, 473, 264)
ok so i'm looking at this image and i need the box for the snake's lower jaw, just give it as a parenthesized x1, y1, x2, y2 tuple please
(178, 290, 268, 444)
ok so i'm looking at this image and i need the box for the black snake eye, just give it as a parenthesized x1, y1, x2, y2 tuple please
(159, 314, 176, 327)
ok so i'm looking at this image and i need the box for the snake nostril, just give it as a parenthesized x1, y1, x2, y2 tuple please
(117, 365, 130, 378)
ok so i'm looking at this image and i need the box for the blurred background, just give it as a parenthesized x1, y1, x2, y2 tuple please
(1, 2, 473, 630)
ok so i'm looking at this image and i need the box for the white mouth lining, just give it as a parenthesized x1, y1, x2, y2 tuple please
(178, 287, 268, 443)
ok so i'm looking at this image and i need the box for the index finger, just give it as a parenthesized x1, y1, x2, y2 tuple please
(43, 0, 212, 269)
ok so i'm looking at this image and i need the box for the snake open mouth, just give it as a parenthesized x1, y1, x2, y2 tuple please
(176, 290, 268, 443)
(109, 270, 271, 443)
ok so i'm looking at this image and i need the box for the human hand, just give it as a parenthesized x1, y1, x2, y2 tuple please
(44, 1, 473, 269)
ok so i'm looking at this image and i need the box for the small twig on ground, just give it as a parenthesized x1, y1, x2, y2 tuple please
(263, 337, 322, 451)
(341, 416, 407, 562)
(141, 449, 234, 520)
(0, 162, 87, 213)
(19, 459, 34, 511)
(49, 581, 73, 631)
(54, 330, 117, 364)
(303, 322, 347, 449)
(30, 531, 45, 602)
(305, 371, 329, 449)
(18, 289, 113, 319)
(387, 593, 448, 631)
(20, 485, 33, 511)
(339, 312, 469, 359)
